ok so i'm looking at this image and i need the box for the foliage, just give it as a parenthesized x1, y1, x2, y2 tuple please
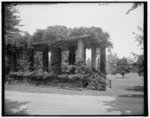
(32, 29, 45, 42)
(4, 56, 11, 75)
(132, 26, 144, 76)
(8, 70, 86, 89)
(17, 49, 31, 72)
(4, 3, 22, 45)
(76, 64, 106, 90)
(8, 64, 107, 90)
(22, 32, 32, 48)
(76, 58, 85, 67)
(136, 55, 144, 76)
(114, 57, 131, 77)
(42, 25, 68, 42)
(34, 52, 43, 70)
(62, 51, 69, 63)
(87, 72, 106, 90)
(100, 46, 107, 75)
(126, 3, 142, 14)
(69, 27, 112, 48)
(107, 52, 119, 74)
(65, 65, 76, 74)
(51, 48, 62, 74)
(8, 70, 54, 84)
(133, 26, 143, 49)
(32, 26, 112, 49)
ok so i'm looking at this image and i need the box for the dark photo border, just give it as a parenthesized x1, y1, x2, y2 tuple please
(1, 1, 148, 116)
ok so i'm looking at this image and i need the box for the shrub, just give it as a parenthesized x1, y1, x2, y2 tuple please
(8, 70, 85, 88)
(76, 65, 106, 91)
(65, 65, 76, 74)
(8, 65, 107, 91)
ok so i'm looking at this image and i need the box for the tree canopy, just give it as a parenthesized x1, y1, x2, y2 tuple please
(3, 4, 112, 51)
(107, 52, 119, 74)
(32, 25, 112, 49)
(132, 26, 144, 76)
(4, 3, 22, 46)
(114, 57, 131, 77)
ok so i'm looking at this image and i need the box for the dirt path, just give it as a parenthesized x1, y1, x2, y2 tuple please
(5, 90, 122, 115)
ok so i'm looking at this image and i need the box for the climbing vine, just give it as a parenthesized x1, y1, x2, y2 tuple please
(51, 47, 62, 74)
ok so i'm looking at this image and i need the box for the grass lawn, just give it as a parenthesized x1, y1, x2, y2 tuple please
(5, 73, 144, 115)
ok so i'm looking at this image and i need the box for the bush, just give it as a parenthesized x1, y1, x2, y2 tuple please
(8, 64, 107, 91)
(8, 70, 54, 84)
(65, 65, 76, 74)
(8, 70, 86, 89)
(76, 65, 106, 91)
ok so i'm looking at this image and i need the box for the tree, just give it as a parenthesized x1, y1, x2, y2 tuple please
(4, 3, 23, 73)
(126, 3, 142, 14)
(114, 57, 130, 78)
(32, 29, 45, 42)
(132, 26, 144, 76)
(4, 3, 22, 45)
(136, 55, 144, 76)
(133, 26, 143, 49)
(42, 25, 68, 42)
(17, 32, 33, 71)
(107, 52, 119, 74)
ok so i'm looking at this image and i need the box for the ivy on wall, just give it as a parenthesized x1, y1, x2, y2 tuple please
(51, 47, 62, 75)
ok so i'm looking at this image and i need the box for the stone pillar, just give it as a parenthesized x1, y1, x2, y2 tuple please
(10, 47, 17, 72)
(91, 45, 96, 70)
(83, 47, 86, 64)
(100, 46, 106, 75)
(43, 48, 48, 72)
(51, 48, 62, 74)
(28, 48, 34, 71)
(77, 39, 84, 63)
(68, 46, 76, 65)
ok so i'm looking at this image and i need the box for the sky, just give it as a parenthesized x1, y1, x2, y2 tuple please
(16, 3, 144, 58)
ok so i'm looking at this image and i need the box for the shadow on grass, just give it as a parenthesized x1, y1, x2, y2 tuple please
(4, 99, 29, 116)
(119, 94, 143, 97)
(125, 86, 143, 92)
(103, 94, 144, 115)
(114, 77, 129, 79)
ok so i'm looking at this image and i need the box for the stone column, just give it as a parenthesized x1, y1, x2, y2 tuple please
(100, 46, 106, 75)
(51, 48, 62, 74)
(68, 46, 76, 65)
(83, 47, 86, 64)
(10, 47, 17, 72)
(28, 48, 34, 71)
(77, 39, 85, 63)
(43, 48, 48, 72)
(91, 45, 96, 70)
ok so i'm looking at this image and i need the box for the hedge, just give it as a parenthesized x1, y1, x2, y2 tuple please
(7, 65, 108, 91)
(7, 70, 87, 89)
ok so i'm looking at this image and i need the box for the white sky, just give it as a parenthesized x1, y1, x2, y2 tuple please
(16, 3, 144, 58)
